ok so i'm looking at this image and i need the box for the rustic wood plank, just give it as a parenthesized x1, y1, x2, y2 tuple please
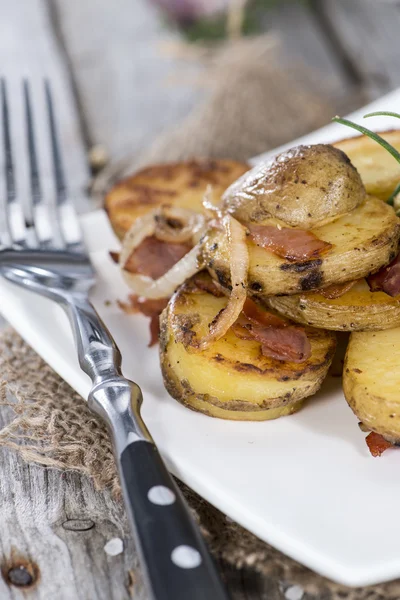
(51, 0, 202, 162)
(53, 0, 350, 163)
(318, 0, 400, 99)
(262, 0, 349, 84)
(0, 407, 144, 600)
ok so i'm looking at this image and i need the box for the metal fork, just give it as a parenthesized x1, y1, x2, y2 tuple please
(0, 79, 229, 600)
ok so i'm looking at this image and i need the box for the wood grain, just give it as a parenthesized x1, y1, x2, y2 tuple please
(0, 407, 145, 600)
(53, 0, 351, 163)
(319, 0, 400, 99)
(52, 0, 202, 162)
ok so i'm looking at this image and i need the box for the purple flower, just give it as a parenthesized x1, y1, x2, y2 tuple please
(151, 0, 229, 23)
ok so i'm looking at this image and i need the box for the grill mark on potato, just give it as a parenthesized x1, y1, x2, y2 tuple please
(250, 281, 263, 292)
(300, 270, 323, 291)
(173, 314, 200, 347)
(214, 268, 231, 290)
(233, 362, 265, 374)
(280, 259, 322, 273)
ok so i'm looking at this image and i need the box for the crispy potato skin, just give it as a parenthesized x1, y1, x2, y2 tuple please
(105, 159, 249, 239)
(333, 130, 400, 201)
(268, 280, 400, 332)
(159, 277, 336, 421)
(203, 196, 400, 297)
(343, 329, 400, 443)
(222, 144, 366, 229)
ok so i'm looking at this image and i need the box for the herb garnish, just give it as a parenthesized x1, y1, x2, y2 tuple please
(333, 113, 400, 208)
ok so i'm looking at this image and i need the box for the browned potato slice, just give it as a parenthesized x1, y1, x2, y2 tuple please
(268, 280, 400, 331)
(222, 144, 366, 229)
(343, 328, 400, 443)
(334, 130, 400, 201)
(160, 276, 336, 421)
(105, 159, 249, 239)
(203, 196, 400, 297)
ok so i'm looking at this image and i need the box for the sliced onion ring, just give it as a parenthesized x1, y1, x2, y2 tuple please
(154, 206, 206, 244)
(120, 243, 202, 299)
(120, 211, 157, 259)
(119, 207, 207, 299)
(198, 215, 248, 349)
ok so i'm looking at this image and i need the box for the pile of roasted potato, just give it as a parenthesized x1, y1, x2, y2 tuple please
(106, 130, 400, 454)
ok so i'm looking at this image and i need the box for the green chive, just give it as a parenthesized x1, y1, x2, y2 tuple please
(332, 116, 400, 164)
(364, 111, 400, 120)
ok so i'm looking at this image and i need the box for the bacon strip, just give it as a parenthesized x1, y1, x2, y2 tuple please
(242, 298, 287, 327)
(124, 235, 191, 280)
(367, 253, 400, 297)
(247, 224, 332, 262)
(319, 280, 357, 299)
(232, 299, 311, 363)
(365, 432, 393, 457)
(191, 273, 225, 297)
(118, 295, 168, 346)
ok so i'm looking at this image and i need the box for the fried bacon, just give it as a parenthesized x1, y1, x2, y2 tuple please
(365, 432, 393, 457)
(118, 295, 168, 346)
(124, 235, 191, 280)
(367, 253, 400, 297)
(247, 224, 332, 262)
(319, 280, 357, 299)
(232, 299, 311, 363)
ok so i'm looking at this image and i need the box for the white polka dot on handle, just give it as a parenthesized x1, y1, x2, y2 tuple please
(147, 485, 176, 506)
(171, 545, 202, 569)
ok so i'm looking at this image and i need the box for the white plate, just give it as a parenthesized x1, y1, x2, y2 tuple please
(2, 90, 400, 588)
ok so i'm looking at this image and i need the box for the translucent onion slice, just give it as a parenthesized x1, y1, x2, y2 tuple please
(198, 215, 248, 349)
(120, 212, 157, 261)
(121, 243, 202, 299)
(155, 206, 206, 244)
(119, 208, 207, 299)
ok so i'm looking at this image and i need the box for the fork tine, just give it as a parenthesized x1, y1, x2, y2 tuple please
(44, 80, 67, 205)
(1, 78, 14, 247)
(22, 79, 41, 246)
(1, 78, 26, 247)
(23, 80, 41, 209)
(44, 80, 83, 252)
(2, 79, 16, 203)
(23, 79, 57, 248)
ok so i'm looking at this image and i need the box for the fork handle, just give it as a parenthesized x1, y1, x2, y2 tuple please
(63, 297, 230, 600)
(120, 439, 229, 600)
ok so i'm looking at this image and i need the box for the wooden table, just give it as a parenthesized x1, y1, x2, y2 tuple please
(1, 1, 399, 598)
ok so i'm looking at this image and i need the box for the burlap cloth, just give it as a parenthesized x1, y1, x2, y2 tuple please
(0, 36, 394, 599)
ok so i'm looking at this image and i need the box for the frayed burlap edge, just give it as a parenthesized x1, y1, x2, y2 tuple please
(0, 328, 120, 498)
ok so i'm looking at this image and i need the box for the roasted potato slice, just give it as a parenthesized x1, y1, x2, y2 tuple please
(160, 276, 336, 421)
(343, 329, 400, 443)
(333, 130, 400, 201)
(223, 144, 366, 229)
(105, 159, 249, 239)
(268, 279, 400, 331)
(203, 196, 400, 298)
